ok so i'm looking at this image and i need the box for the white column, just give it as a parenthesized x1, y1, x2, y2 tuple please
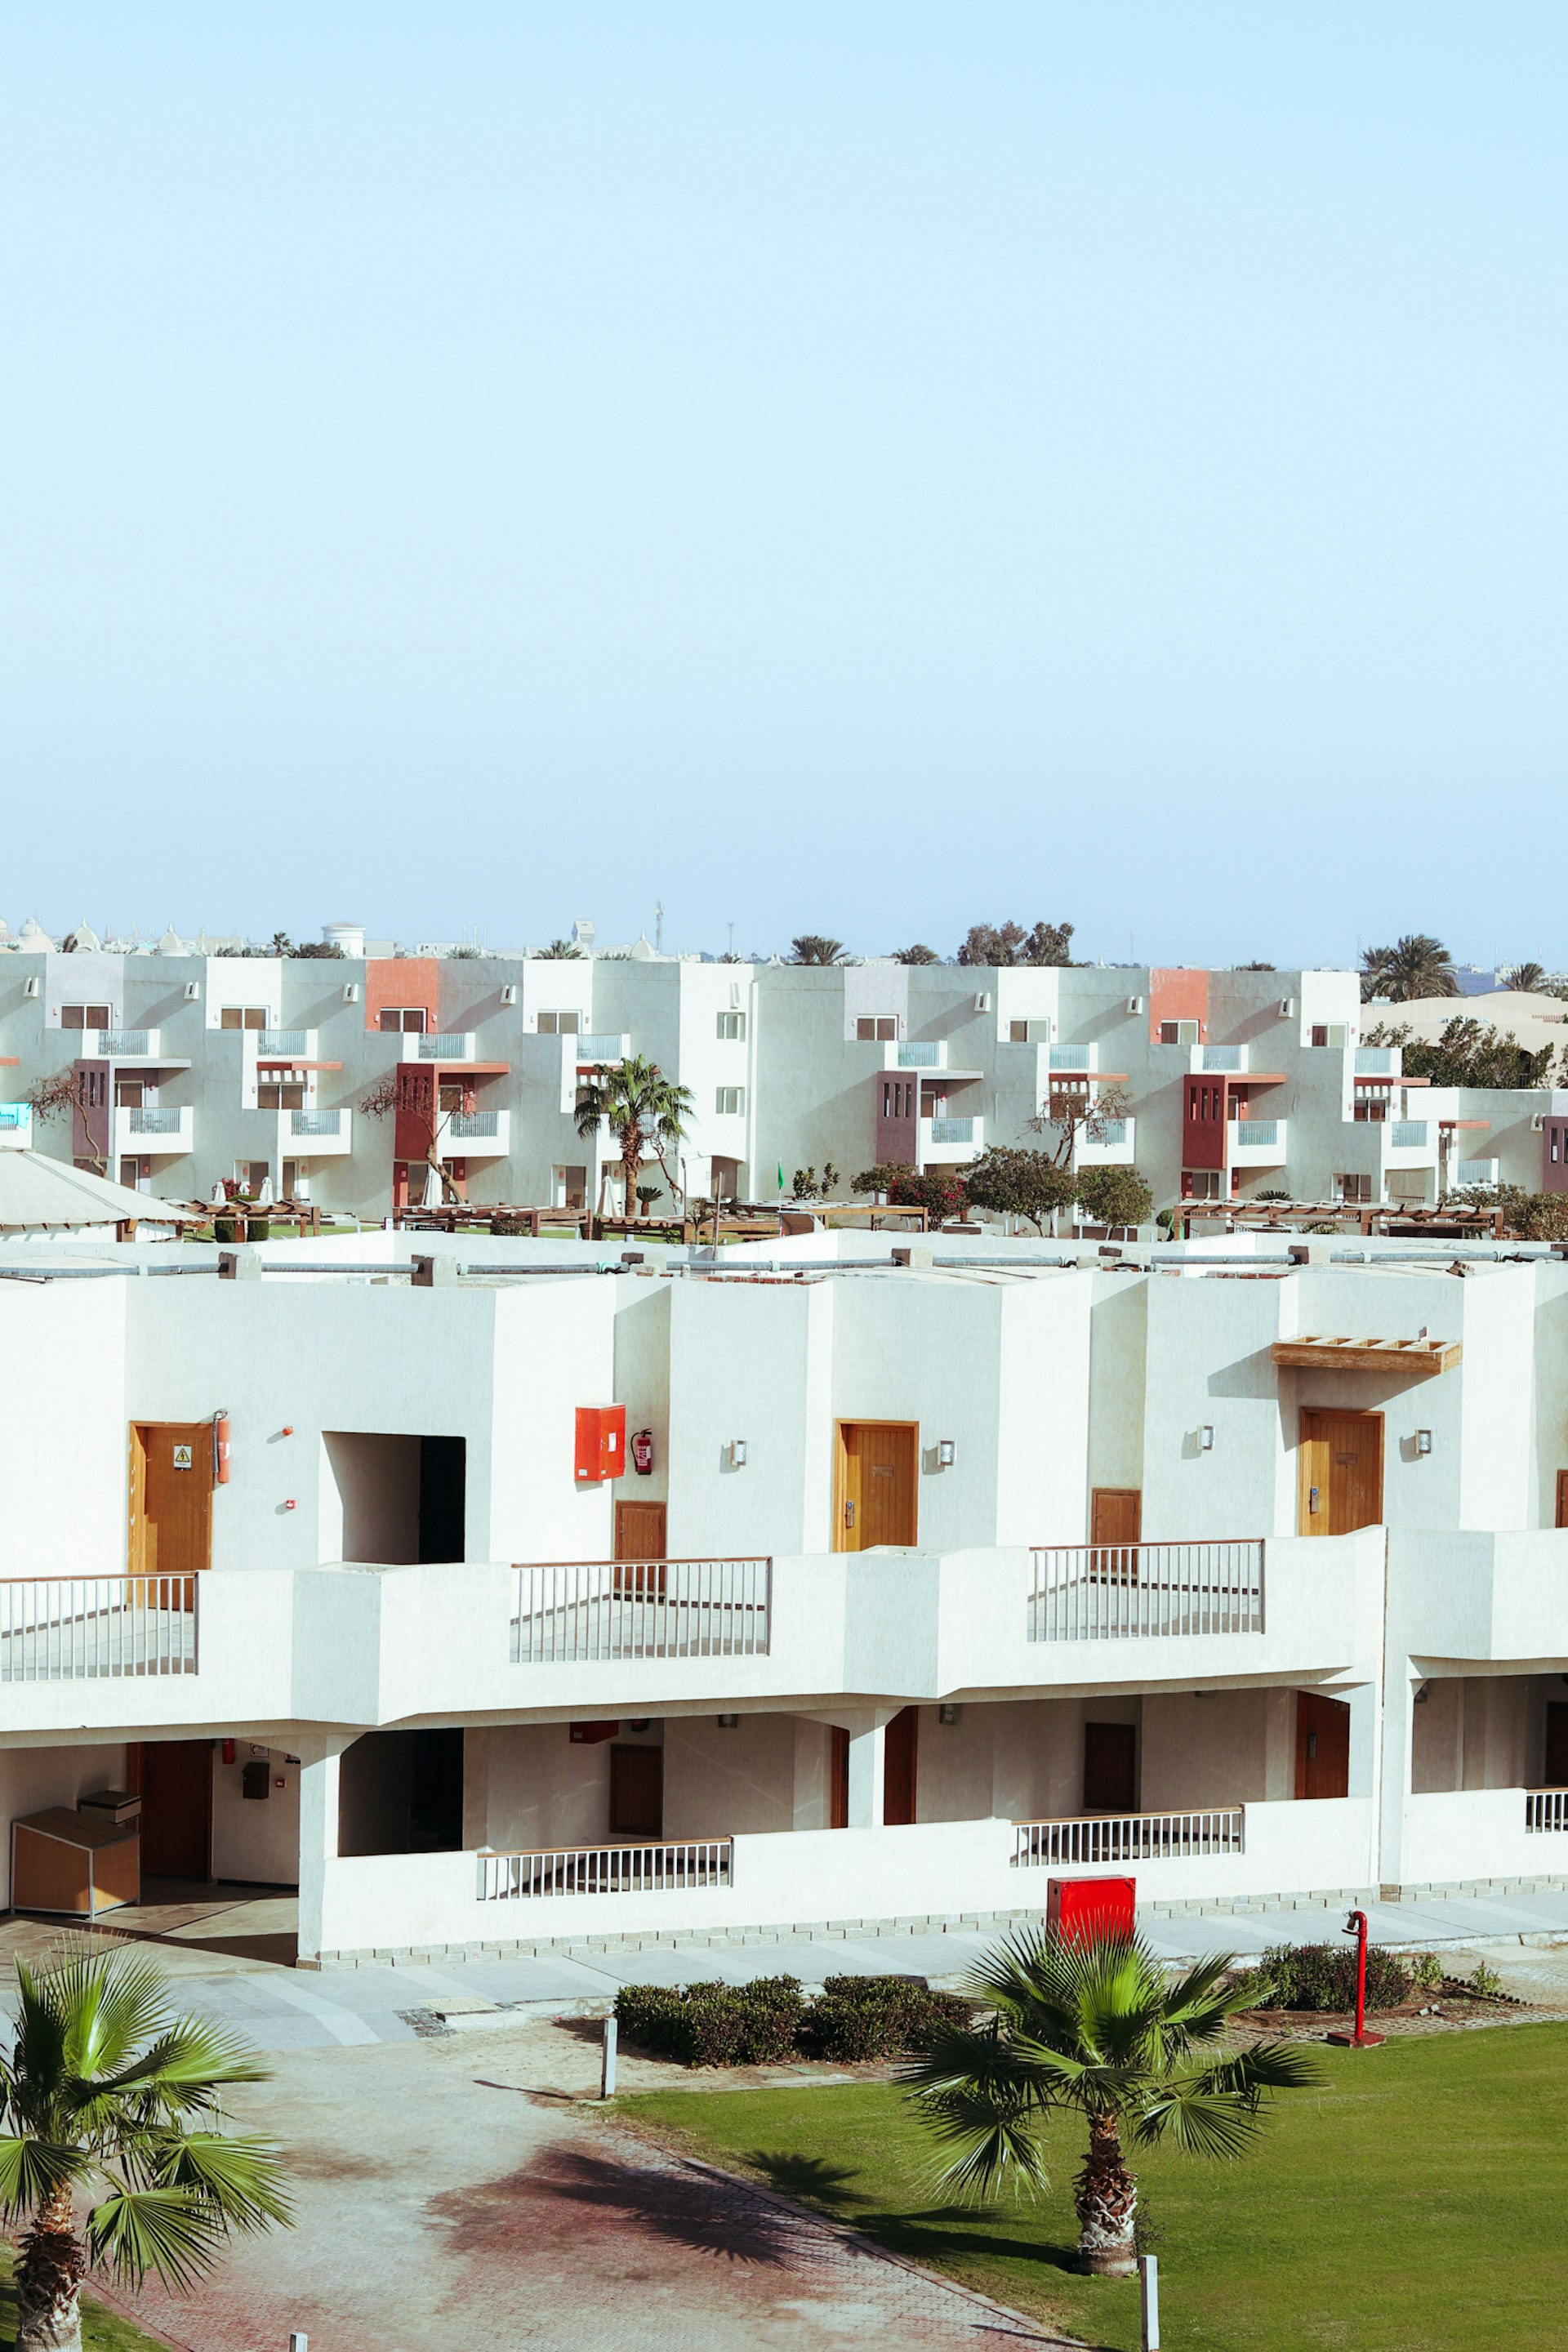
(845, 1722, 887, 1827)
(296, 1736, 352, 1967)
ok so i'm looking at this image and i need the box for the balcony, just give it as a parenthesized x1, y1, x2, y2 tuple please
(1027, 1541, 1264, 1642)
(891, 1040, 944, 1068)
(1383, 1118, 1437, 1168)
(114, 1103, 194, 1157)
(1455, 1157, 1499, 1188)
(439, 1107, 510, 1159)
(0, 1576, 198, 1681)
(918, 1112, 985, 1165)
(282, 1106, 353, 1156)
(402, 1032, 474, 1062)
(512, 1557, 771, 1663)
(574, 1032, 630, 1067)
(0, 1103, 33, 1150)
(256, 1028, 314, 1059)
(1014, 1808, 1244, 1868)
(1356, 1045, 1402, 1076)
(1228, 1116, 1288, 1166)
(1401, 1787, 1568, 1886)
(1192, 1044, 1247, 1072)
(84, 1030, 167, 1062)
(1048, 1042, 1098, 1072)
(1073, 1115, 1135, 1166)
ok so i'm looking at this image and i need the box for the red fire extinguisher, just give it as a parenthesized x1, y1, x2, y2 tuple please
(631, 1427, 655, 1476)
(212, 1410, 230, 1486)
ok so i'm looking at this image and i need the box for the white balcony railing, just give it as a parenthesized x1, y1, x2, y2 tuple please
(407, 1033, 474, 1061)
(1233, 1119, 1278, 1146)
(1027, 1541, 1265, 1640)
(511, 1557, 771, 1662)
(86, 1030, 157, 1059)
(258, 1028, 311, 1057)
(1390, 1120, 1429, 1148)
(896, 1040, 942, 1067)
(0, 1577, 198, 1680)
(1013, 1809, 1245, 1868)
(1049, 1043, 1097, 1071)
(575, 1033, 630, 1065)
(1356, 1045, 1401, 1076)
(1457, 1159, 1499, 1188)
(448, 1110, 499, 1138)
(1526, 1789, 1568, 1833)
(479, 1838, 733, 1900)
(1199, 1045, 1245, 1071)
(290, 1108, 345, 1138)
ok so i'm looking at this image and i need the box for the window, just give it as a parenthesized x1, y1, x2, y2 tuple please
(715, 1086, 745, 1115)
(856, 1016, 898, 1041)
(1310, 1023, 1349, 1049)
(1388, 1172, 1428, 1201)
(552, 1165, 586, 1209)
(537, 1009, 581, 1035)
(1354, 1097, 1389, 1123)
(60, 1004, 111, 1031)
(220, 1006, 269, 1031)
(258, 1082, 305, 1111)
(378, 1008, 427, 1033)
(1338, 1174, 1374, 1204)
(1160, 1018, 1199, 1045)
(1553, 1129, 1562, 1165)
(114, 1079, 145, 1107)
(715, 1010, 746, 1040)
(1186, 1169, 1222, 1200)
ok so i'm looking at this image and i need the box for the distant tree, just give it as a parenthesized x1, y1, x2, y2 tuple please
(957, 920, 1074, 969)
(634, 1183, 662, 1218)
(289, 941, 345, 960)
(1504, 961, 1548, 992)
(537, 938, 584, 959)
(1448, 1184, 1568, 1239)
(1235, 960, 1276, 971)
(359, 1071, 464, 1205)
(24, 1071, 106, 1175)
(268, 931, 292, 957)
(892, 944, 941, 965)
(962, 1147, 1076, 1234)
(1028, 1082, 1134, 1166)
(790, 1163, 840, 1201)
(1359, 935, 1457, 1002)
(575, 1054, 694, 1215)
(790, 936, 850, 965)
(850, 1163, 968, 1221)
(1074, 1166, 1154, 1230)
(1363, 1018, 1557, 1091)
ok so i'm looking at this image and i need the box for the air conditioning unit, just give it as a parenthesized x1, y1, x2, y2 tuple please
(500, 984, 518, 1006)
(1279, 997, 1296, 1018)
(1127, 995, 1145, 1016)
(184, 980, 201, 1001)
(973, 991, 991, 1013)
(22, 978, 39, 999)
(342, 982, 361, 1004)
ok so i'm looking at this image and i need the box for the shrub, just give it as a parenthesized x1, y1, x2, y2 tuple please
(613, 1976, 806, 2066)
(246, 1216, 271, 1241)
(490, 1215, 529, 1236)
(1251, 1942, 1419, 2012)
(803, 1975, 971, 2061)
(612, 1983, 685, 2054)
(214, 1216, 242, 1244)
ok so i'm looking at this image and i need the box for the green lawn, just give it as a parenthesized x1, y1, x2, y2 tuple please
(619, 2022, 1568, 2350)
(0, 2252, 170, 2351)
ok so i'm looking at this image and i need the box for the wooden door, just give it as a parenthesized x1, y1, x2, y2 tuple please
(608, 1745, 663, 1838)
(835, 1422, 918, 1551)
(1090, 1487, 1141, 1579)
(883, 1708, 919, 1826)
(614, 1501, 667, 1597)
(830, 1726, 849, 1829)
(1298, 1411, 1383, 1535)
(1294, 1692, 1351, 1800)
(1083, 1722, 1137, 1813)
(1556, 1471, 1568, 1530)
(129, 1423, 213, 1596)
(1545, 1703, 1568, 1787)
(129, 1740, 213, 1880)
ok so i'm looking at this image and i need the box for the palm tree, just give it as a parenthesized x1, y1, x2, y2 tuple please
(1359, 934, 1457, 1002)
(575, 1053, 694, 1215)
(1505, 961, 1548, 992)
(537, 938, 583, 959)
(789, 936, 849, 965)
(0, 1940, 290, 2351)
(892, 944, 940, 965)
(903, 1927, 1318, 2278)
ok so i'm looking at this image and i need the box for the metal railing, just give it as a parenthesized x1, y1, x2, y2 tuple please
(290, 1108, 344, 1136)
(512, 1557, 771, 1662)
(127, 1107, 185, 1135)
(1390, 1120, 1428, 1147)
(258, 1029, 310, 1056)
(1233, 1119, 1278, 1146)
(448, 1110, 500, 1138)
(416, 1033, 473, 1058)
(576, 1033, 628, 1062)
(928, 1117, 974, 1143)
(1526, 1789, 1568, 1833)
(1013, 1810, 1244, 1868)
(0, 1576, 198, 1679)
(1027, 1541, 1264, 1640)
(897, 1042, 941, 1067)
(100, 1031, 151, 1058)
(479, 1838, 733, 1900)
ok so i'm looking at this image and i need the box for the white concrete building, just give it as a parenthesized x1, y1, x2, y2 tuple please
(0, 938, 1557, 1218)
(6, 1227, 1568, 1962)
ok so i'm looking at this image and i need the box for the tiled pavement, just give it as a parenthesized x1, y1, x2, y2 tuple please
(9, 1880, 1568, 2053)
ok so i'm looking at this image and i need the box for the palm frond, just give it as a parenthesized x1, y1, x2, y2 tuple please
(1130, 2078, 1266, 2159)
(0, 2132, 88, 2219)
(87, 2185, 225, 2291)
(912, 2087, 1052, 2202)
(96, 2019, 274, 2109)
(149, 2131, 293, 2231)
(1205, 2039, 1325, 2096)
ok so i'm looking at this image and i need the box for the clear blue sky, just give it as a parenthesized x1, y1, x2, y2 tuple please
(2, 4, 1564, 967)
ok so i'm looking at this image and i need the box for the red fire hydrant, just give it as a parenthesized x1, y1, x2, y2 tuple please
(1326, 1909, 1385, 2047)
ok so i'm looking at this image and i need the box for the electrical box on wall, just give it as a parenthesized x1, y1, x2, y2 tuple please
(241, 1761, 270, 1801)
(575, 1404, 626, 1482)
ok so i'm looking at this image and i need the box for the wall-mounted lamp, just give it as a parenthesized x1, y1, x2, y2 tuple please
(728, 1439, 748, 1469)
(938, 1703, 960, 1726)
(715, 1713, 740, 1729)
(1199, 1424, 1214, 1453)
(626, 1718, 652, 1733)
(1415, 1429, 1432, 1457)
(937, 1438, 957, 1468)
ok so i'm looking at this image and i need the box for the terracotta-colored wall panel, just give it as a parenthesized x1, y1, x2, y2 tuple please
(365, 958, 439, 1034)
(1150, 969, 1209, 1044)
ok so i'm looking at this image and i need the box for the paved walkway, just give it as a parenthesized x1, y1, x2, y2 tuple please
(92, 2036, 1067, 2351)
(7, 1881, 1568, 2053)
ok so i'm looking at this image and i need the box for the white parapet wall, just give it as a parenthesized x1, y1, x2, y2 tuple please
(1400, 1787, 1568, 1886)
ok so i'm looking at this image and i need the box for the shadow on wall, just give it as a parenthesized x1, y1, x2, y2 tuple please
(321, 1432, 466, 1562)
(338, 1729, 464, 1856)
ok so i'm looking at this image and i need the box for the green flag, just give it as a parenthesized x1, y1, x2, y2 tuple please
(777, 1160, 785, 1194)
